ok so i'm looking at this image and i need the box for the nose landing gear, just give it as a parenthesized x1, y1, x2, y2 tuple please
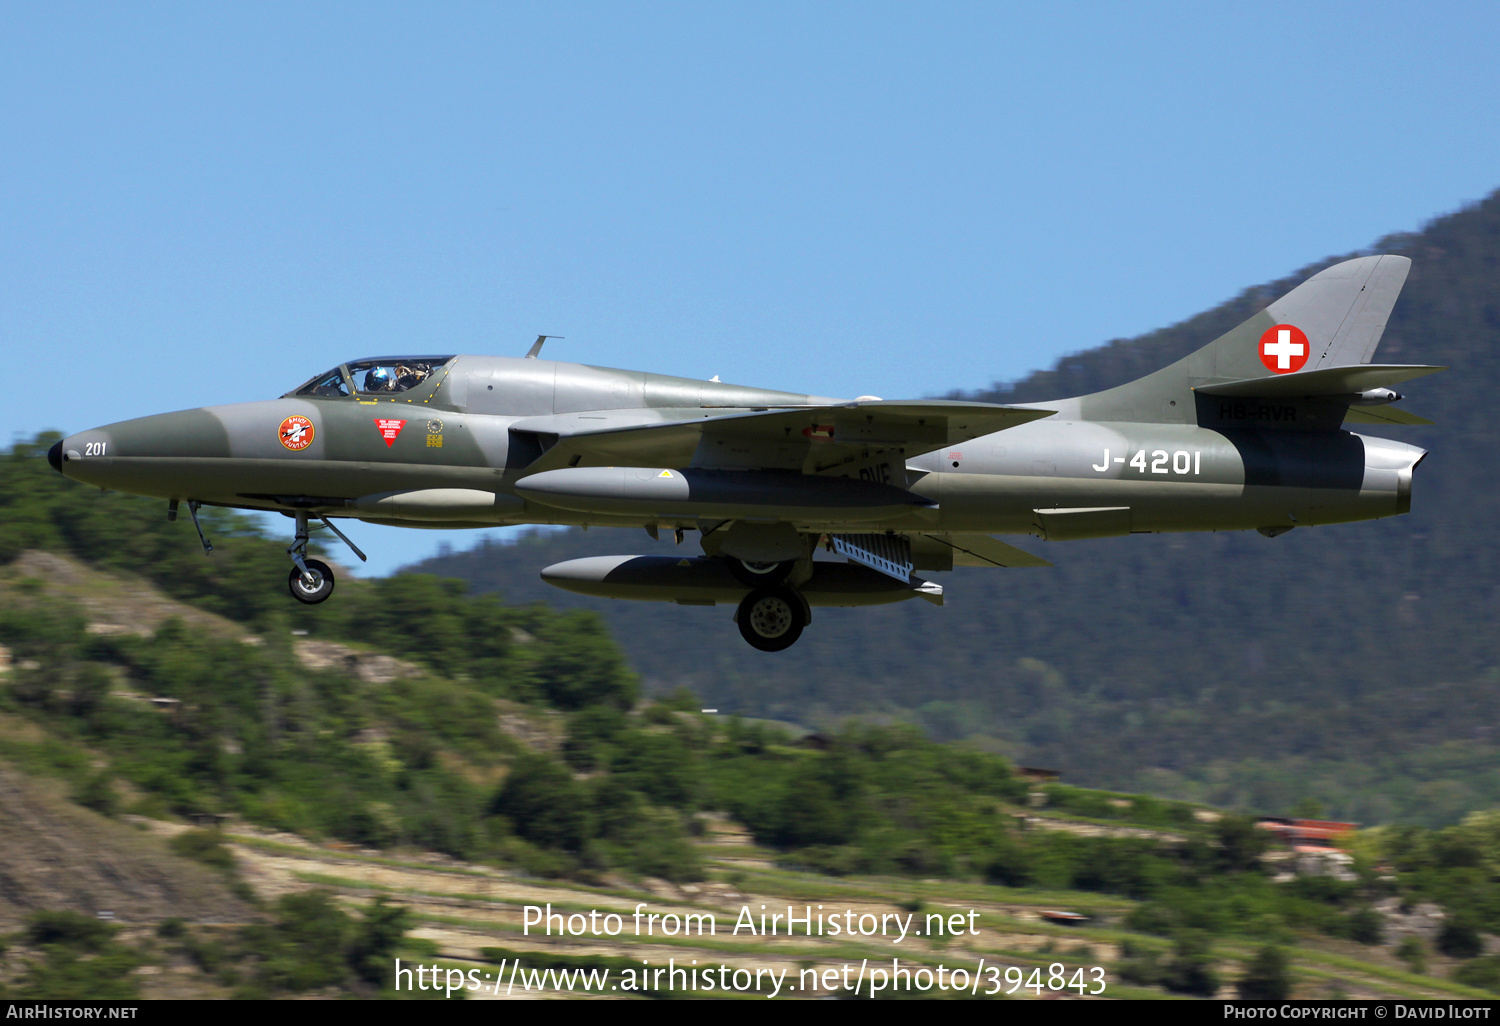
(285, 510, 366, 605)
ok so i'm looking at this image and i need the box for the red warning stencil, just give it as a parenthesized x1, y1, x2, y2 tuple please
(374, 418, 407, 447)
(1259, 324, 1310, 374)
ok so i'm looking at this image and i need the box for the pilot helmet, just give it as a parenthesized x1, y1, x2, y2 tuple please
(366, 367, 393, 391)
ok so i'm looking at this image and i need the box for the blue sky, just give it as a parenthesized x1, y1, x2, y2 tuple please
(5, 2, 1499, 574)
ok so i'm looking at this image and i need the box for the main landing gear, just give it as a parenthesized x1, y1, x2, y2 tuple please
(735, 585, 808, 652)
(285, 510, 366, 605)
(726, 557, 796, 587)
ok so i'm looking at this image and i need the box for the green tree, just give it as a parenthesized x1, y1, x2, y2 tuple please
(1438, 920, 1484, 960)
(563, 704, 626, 771)
(609, 728, 699, 808)
(243, 890, 355, 992)
(169, 829, 237, 871)
(490, 754, 589, 851)
(1214, 815, 1271, 873)
(768, 752, 864, 849)
(1116, 938, 1163, 987)
(525, 610, 639, 710)
(349, 897, 412, 986)
(1237, 945, 1291, 1000)
(1161, 932, 1220, 997)
(25, 910, 116, 951)
(14, 911, 140, 1000)
(1292, 797, 1326, 819)
(1453, 956, 1500, 993)
(1344, 907, 1384, 946)
(1396, 936, 1428, 975)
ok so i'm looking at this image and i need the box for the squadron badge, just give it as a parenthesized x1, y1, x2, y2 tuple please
(278, 415, 314, 451)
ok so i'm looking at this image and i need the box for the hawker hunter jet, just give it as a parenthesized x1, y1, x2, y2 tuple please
(52, 255, 1439, 649)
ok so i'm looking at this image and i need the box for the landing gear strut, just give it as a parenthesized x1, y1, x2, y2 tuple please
(735, 586, 807, 651)
(285, 511, 366, 605)
(287, 511, 333, 604)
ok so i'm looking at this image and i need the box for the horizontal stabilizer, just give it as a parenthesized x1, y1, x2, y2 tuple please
(1343, 405, 1435, 427)
(1195, 364, 1445, 399)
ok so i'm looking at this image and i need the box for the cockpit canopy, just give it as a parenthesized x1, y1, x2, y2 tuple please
(289, 356, 455, 398)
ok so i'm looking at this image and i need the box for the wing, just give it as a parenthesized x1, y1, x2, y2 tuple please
(509, 399, 1054, 474)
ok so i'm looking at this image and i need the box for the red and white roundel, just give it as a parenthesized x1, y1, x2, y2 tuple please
(1258, 324, 1310, 374)
(278, 415, 315, 451)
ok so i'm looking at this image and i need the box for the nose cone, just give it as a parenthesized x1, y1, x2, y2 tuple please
(47, 440, 63, 472)
(50, 407, 233, 497)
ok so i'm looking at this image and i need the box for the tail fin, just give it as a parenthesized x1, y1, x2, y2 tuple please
(1273, 254, 1410, 368)
(1072, 255, 1423, 423)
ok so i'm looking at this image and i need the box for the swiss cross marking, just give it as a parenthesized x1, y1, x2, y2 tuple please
(1259, 324, 1309, 374)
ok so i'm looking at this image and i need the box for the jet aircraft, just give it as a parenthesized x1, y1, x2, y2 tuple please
(51, 255, 1439, 649)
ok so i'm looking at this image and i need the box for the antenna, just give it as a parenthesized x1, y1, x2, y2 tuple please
(525, 335, 564, 359)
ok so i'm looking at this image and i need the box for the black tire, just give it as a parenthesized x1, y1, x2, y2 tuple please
(736, 586, 805, 651)
(288, 559, 335, 604)
(727, 558, 796, 587)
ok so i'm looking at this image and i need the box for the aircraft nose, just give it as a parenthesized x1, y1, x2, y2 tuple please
(47, 439, 63, 473)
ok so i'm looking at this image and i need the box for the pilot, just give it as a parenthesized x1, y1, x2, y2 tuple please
(365, 367, 396, 392)
(394, 364, 425, 390)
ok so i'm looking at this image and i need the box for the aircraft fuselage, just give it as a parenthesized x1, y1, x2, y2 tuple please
(55, 363, 1419, 538)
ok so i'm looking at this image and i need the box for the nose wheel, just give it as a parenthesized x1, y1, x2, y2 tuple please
(735, 586, 807, 651)
(289, 559, 335, 604)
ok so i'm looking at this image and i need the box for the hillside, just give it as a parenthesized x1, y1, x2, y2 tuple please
(21, 799, 1490, 1002)
(412, 190, 1500, 827)
(0, 762, 252, 926)
(4, 535, 1500, 998)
